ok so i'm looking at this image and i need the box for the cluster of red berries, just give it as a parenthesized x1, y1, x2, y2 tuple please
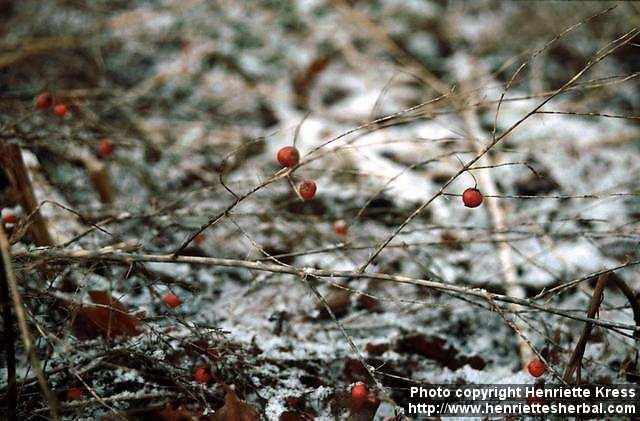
(277, 146, 317, 201)
(280, 146, 486, 209)
(35, 92, 69, 117)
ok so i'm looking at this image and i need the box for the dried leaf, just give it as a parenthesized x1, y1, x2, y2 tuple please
(211, 388, 259, 421)
(156, 405, 201, 421)
(87, 290, 126, 310)
(72, 290, 140, 340)
(356, 292, 381, 313)
(280, 395, 316, 420)
(395, 333, 485, 370)
(317, 289, 351, 319)
(364, 342, 389, 356)
(293, 55, 331, 108)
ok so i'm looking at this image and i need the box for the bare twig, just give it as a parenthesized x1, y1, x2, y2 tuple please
(227, 217, 405, 417)
(459, 78, 532, 366)
(0, 225, 60, 419)
(355, 27, 638, 274)
(16, 248, 640, 334)
(0, 231, 17, 420)
(563, 273, 610, 382)
(609, 276, 640, 340)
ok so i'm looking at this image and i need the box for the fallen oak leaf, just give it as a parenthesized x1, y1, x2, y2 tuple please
(211, 387, 259, 421)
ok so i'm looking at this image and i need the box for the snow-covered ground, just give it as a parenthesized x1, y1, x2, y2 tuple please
(1, 1, 639, 419)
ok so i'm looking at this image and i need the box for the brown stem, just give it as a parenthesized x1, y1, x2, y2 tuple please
(610, 275, 640, 340)
(610, 275, 640, 380)
(0, 236, 17, 420)
(17, 248, 640, 334)
(81, 155, 114, 206)
(563, 273, 610, 383)
(0, 225, 60, 419)
(0, 142, 53, 246)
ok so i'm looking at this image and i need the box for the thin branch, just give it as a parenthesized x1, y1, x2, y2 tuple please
(16, 248, 640, 334)
(0, 230, 17, 420)
(563, 273, 610, 383)
(356, 27, 638, 274)
(459, 79, 532, 366)
(0, 225, 61, 419)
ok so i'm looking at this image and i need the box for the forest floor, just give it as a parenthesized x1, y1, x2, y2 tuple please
(1, 1, 640, 420)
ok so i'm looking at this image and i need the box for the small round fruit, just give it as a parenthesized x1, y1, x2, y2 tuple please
(527, 358, 546, 378)
(98, 139, 114, 157)
(351, 382, 367, 401)
(277, 146, 300, 168)
(53, 103, 68, 117)
(66, 387, 83, 401)
(462, 188, 483, 208)
(194, 233, 205, 245)
(162, 293, 181, 308)
(299, 180, 317, 201)
(194, 367, 212, 384)
(35, 92, 53, 110)
(334, 220, 347, 237)
(2, 213, 18, 224)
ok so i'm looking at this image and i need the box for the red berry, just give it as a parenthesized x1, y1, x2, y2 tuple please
(53, 103, 68, 117)
(98, 139, 114, 157)
(299, 180, 316, 201)
(35, 92, 52, 110)
(162, 293, 181, 308)
(462, 188, 483, 208)
(194, 233, 205, 245)
(66, 387, 83, 401)
(194, 366, 212, 384)
(527, 358, 546, 378)
(277, 146, 300, 168)
(351, 382, 367, 401)
(334, 220, 347, 237)
(2, 213, 18, 224)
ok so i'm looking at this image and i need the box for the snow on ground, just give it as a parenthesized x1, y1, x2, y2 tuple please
(2, 0, 639, 419)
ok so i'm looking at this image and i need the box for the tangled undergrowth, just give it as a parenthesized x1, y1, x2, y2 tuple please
(1, 1, 640, 420)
